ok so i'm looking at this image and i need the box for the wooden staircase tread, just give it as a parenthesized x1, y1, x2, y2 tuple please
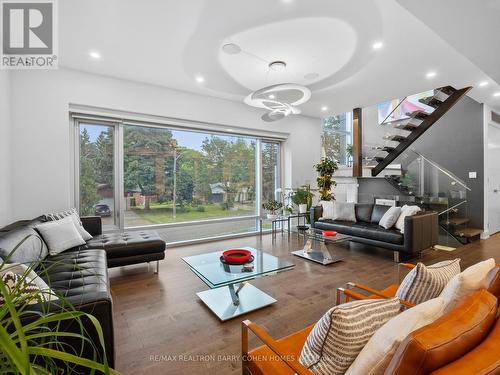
(454, 228, 482, 238)
(444, 217, 469, 225)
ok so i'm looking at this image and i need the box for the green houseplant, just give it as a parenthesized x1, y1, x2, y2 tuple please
(262, 199, 283, 220)
(315, 158, 339, 201)
(291, 185, 313, 214)
(0, 236, 119, 374)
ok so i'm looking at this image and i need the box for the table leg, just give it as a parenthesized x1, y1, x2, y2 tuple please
(228, 283, 240, 306)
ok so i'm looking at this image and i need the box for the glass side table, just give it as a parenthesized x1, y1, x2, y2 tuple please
(259, 212, 308, 237)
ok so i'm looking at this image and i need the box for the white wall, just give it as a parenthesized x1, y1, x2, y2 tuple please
(0, 71, 11, 227)
(8, 68, 322, 221)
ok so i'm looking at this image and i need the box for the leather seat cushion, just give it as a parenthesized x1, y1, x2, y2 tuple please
(355, 204, 374, 223)
(83, 230, 166, 259)
(247, 325, 313, 375)
(314, 221, 404, 244)
(38, 249, 110, 305)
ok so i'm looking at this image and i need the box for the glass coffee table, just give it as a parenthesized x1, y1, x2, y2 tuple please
(291, 227, 351, 265)
(182, 247, 294, 321)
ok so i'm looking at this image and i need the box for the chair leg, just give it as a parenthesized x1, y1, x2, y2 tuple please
(393, 251, 400, 263)
(154, 260, 159, 274)
(336, 287, 345, 305)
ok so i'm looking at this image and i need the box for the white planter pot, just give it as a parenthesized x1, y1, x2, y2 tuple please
(267, 213, 278, 220)
(298, 204, 308, 214)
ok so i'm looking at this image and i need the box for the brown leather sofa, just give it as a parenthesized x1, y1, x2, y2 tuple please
(310, 204, 438, 261)
(242, 266, 500, 375)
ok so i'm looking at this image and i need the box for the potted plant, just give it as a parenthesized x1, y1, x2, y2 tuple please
(315, 158, 339, 201)
(262, 199, 283, 220)
(291, 185, 313, 214)
(0, 236, 119, 374)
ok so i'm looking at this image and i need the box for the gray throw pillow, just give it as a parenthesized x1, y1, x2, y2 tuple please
(332, 202, 356, 222)
(379, 206, 402, 229)
(35, 217, 86, 256)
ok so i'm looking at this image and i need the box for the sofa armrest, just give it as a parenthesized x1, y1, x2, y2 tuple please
(403, 212, 438, 254)
(81, 216, 102, 236)
(310, 206, 322, 228)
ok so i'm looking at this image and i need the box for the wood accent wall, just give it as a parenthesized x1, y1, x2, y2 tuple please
(352, 108, 363, 177)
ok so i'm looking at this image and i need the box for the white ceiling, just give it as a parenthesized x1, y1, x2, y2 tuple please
(59, 0, 500, 118)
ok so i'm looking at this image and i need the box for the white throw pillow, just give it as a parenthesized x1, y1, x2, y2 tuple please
(35, 217, 86, 256)
(45, 208, 92, 241)
(346, 297, 444, 375)
(319, 201, 335, 220)
(332, 202, 356, 222)
(300, 298, 400, 375)
(440, 258, 496, 313)
(0, 263, 58, 302)
(395, 205, 421, 233)
(379, 206, 402, 229)
(396, 259, 461, 305)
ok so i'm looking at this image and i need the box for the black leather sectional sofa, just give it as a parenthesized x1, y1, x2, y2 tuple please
(0, 215, 166, 369)
(310, 203, 438, 261)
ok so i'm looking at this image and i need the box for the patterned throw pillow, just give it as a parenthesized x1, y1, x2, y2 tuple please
(396, 259, 461, 305)
(45, 208, 92, 241)
(300, 298, 400, 375)
(0, 271, 41, 306)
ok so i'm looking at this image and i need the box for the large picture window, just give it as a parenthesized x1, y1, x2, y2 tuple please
(75, 119, 281, 243)
(322, 112, 353, 166)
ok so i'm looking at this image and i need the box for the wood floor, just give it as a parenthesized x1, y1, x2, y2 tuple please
(109, 232, 500, 375)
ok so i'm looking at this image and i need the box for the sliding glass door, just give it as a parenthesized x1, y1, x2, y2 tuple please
(75, 119, 281, 243)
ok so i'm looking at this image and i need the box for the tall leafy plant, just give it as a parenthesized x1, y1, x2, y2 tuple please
(315, 158, 338, 201)
(0, 236, 119, 374)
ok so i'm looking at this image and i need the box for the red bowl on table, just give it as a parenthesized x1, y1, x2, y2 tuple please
(222, 249, 252, 264)
(322, 230, 337, 237)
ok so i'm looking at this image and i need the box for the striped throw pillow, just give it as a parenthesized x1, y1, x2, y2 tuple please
(0, 271, 41, 306)
(300, 298, 400, 375)
(396, 259, 461, 305)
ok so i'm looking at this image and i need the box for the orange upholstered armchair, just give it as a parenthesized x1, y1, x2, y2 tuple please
(242, 267, 500, 375)
(336, 262, 416, 308)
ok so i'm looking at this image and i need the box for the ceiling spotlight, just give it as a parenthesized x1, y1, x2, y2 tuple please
(479, 81, 489, 87)
(321, 106, 328, 112)
(304, 72, 319, 80)
(268, 94, 276, 99)
(426, 71, 437, 79)
(494, 92, 500, 97)
(195, 76, 205, 83)
(89, 51, 101, 60)
(225, 128, 234, 132)
(221, 43, 241, 55)
(269, 61, 287, 71)
(372, 41, 384, 50)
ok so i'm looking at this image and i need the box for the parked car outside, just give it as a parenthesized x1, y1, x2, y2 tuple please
(95, 204, 111, 217)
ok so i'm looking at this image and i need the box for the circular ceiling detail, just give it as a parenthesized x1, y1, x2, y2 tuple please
(219, 17, 357, 91)
(221, 43, 242, 55)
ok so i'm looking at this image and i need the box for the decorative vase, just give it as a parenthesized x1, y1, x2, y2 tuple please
(298, 204, 308, 214)
(267, 213, 277, 220)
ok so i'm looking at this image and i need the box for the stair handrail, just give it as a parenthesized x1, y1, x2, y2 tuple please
(408, 149, 471, 192)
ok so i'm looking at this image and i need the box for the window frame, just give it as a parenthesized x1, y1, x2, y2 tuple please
(71, 113, 283, 242)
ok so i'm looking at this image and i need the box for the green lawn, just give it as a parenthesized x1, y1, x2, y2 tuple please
(130, 202, 255, 224)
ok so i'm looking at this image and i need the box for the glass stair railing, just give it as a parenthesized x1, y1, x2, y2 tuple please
(370, 85, 472, 176)
(383, 149, 472, 249)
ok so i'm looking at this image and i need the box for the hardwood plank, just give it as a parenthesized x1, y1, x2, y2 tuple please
(110, 232, 500, 374)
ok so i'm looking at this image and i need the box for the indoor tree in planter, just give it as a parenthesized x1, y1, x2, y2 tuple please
(262, 199, 283, 220)
(0, 236, 119, 375)
(315, 158, 339, 201)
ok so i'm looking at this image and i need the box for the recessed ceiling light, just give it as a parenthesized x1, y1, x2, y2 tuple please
(269, 61, 287, 71)
(321, 106, 328, 112)
(268, 94, 276, 99)
(479, 81, 489, 87)
(426, 71, 437, 79)
(221, 43, 241, 55)
(304, 72, 319, 80)
(195, 76, 205, 83)
(226, 128, 234, 132)
(372, 41, 384, 50)
(89, 51, 101, 60)
(494, 92, 500, 97)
